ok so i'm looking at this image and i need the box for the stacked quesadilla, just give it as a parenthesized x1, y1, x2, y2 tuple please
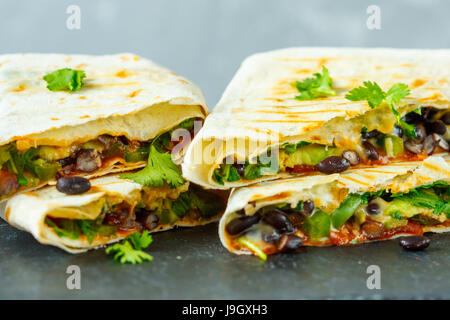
(181, 47, 450, 258)
(0, 53, 225, 252)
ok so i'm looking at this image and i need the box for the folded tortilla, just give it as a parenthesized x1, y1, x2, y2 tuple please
(183, 48, 450, 189)
(3, 175, 226, 253)
(219, 154, 450, 257)
(0, 53, 207, 201)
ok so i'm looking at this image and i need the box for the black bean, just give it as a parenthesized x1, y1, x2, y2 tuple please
(393, 125, 403, 137)
(426, 120, 447, 135)
(56, 176, 91, 195)
(302, 200, 315, 214)
(381, 192, 394, 202)
(57, 157, 75, 167)
(423, 135, 436, 155)
(277, 234, 303, 252)
(403, 112, 423, 124)
(366, 202, 380, 215)
(361, 221, 384, 240)
(399, 236, 430, 251)
(421, 107, 438, 121)
(317, 156, 350, 174)
(262, 230, 281, 243)
(432, 133, 450, 151)
(414, 124, 426, 142)
(233, 164, 246, 177)
(342, 150, 360, 165)
(441, 112, 450, 125)
(226, 213, 260, 235)
(361, 129, 382, 140)
(404, 139, 423, 154)
(140, 212, 159, 230)
(263, 210, 295, 234)
(76, 149, 102, 172)
(362, 141, 379, 160)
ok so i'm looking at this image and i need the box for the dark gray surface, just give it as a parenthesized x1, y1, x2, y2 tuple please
(1, 0, 449, 300)
(1, 219, 449, 299)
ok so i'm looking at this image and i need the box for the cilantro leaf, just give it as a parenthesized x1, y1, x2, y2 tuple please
(127, 230, 153, 250)
(106, 240, 153, 264)
(293, 66, 336, 100)
(385, 83, 410, 106)
(43, 68, 86, 93)
(346, 82, 414, 137)
(121, 145, 184, 188)
(345, 81, 385, 108)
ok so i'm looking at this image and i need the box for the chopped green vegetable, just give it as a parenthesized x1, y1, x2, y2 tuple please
(172, 186, 225, 219)
(390, 210, 403, 220)
(302, 209, 331, 240)
(45, 218, 80, 240)
(283, 144, 335, 166)
(178, 118, 195, 130)
(331, 194, 367, 228)
(121, 144, 184, 188)
(124, 147, 149, 163)
(45, 216, 116, 244)
(189, 185, 226, 218)
(293, 66, 336, 100)
(43, 68, 86, 93)
(383, 135, 404, 158)
(171, 192, 192, 216)
(238, 237, 267, 261)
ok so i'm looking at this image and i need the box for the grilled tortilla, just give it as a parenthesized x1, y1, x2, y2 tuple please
(219, 154, 450, 258)
(183, 48, 450, 189)
(0, 53, 207, 201)
(3, 175, 226, 253)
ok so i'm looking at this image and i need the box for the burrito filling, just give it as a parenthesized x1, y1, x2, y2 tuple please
(44, 183, 225, 244)
(0, 118, 199, 198)
(224, 181, 450, 257)
(213, 107, 449, 184)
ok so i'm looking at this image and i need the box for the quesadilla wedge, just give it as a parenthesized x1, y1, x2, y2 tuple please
(219, 154, 450, 258)
(183, 48, 450, 189)
(0, 53, 206, 201)
(3, 175, 226, 253)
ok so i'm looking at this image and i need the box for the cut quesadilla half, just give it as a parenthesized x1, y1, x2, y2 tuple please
(219, 154, 450, 258)
(0, 53, 206, 201)
(183, 48, 450, 189)
(3, 175, 226, 253)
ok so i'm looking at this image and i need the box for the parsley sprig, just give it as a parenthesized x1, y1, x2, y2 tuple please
(345, 82, 415, 138)
(106, 230, 154, 264)
(293, 66, 336, 100)
(43, 68, 86, 93)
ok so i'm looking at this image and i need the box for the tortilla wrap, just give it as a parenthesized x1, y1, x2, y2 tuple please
(219, 154, 450, 257)
(0, 53, 207, 201)
(3, 175, 226, 253)
(182, 47, 450, 189)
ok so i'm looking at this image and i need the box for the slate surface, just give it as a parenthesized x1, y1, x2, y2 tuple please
(0, 0, 449, 300)
(1, 218, 449, 299)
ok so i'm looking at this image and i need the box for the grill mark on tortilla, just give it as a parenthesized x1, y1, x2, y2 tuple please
(83, 82, 139, 88)
(339, 175, 371, 186)
(236, 119, 324, 124)
(423, 161, 450, 174)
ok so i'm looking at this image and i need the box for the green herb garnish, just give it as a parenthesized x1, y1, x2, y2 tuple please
(121, 144, 184, 188)
(43, 68, 86, 93)
(106, 231, 154, 264)
(293, 66, 336, 100)
(345, 82, 415, 138)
